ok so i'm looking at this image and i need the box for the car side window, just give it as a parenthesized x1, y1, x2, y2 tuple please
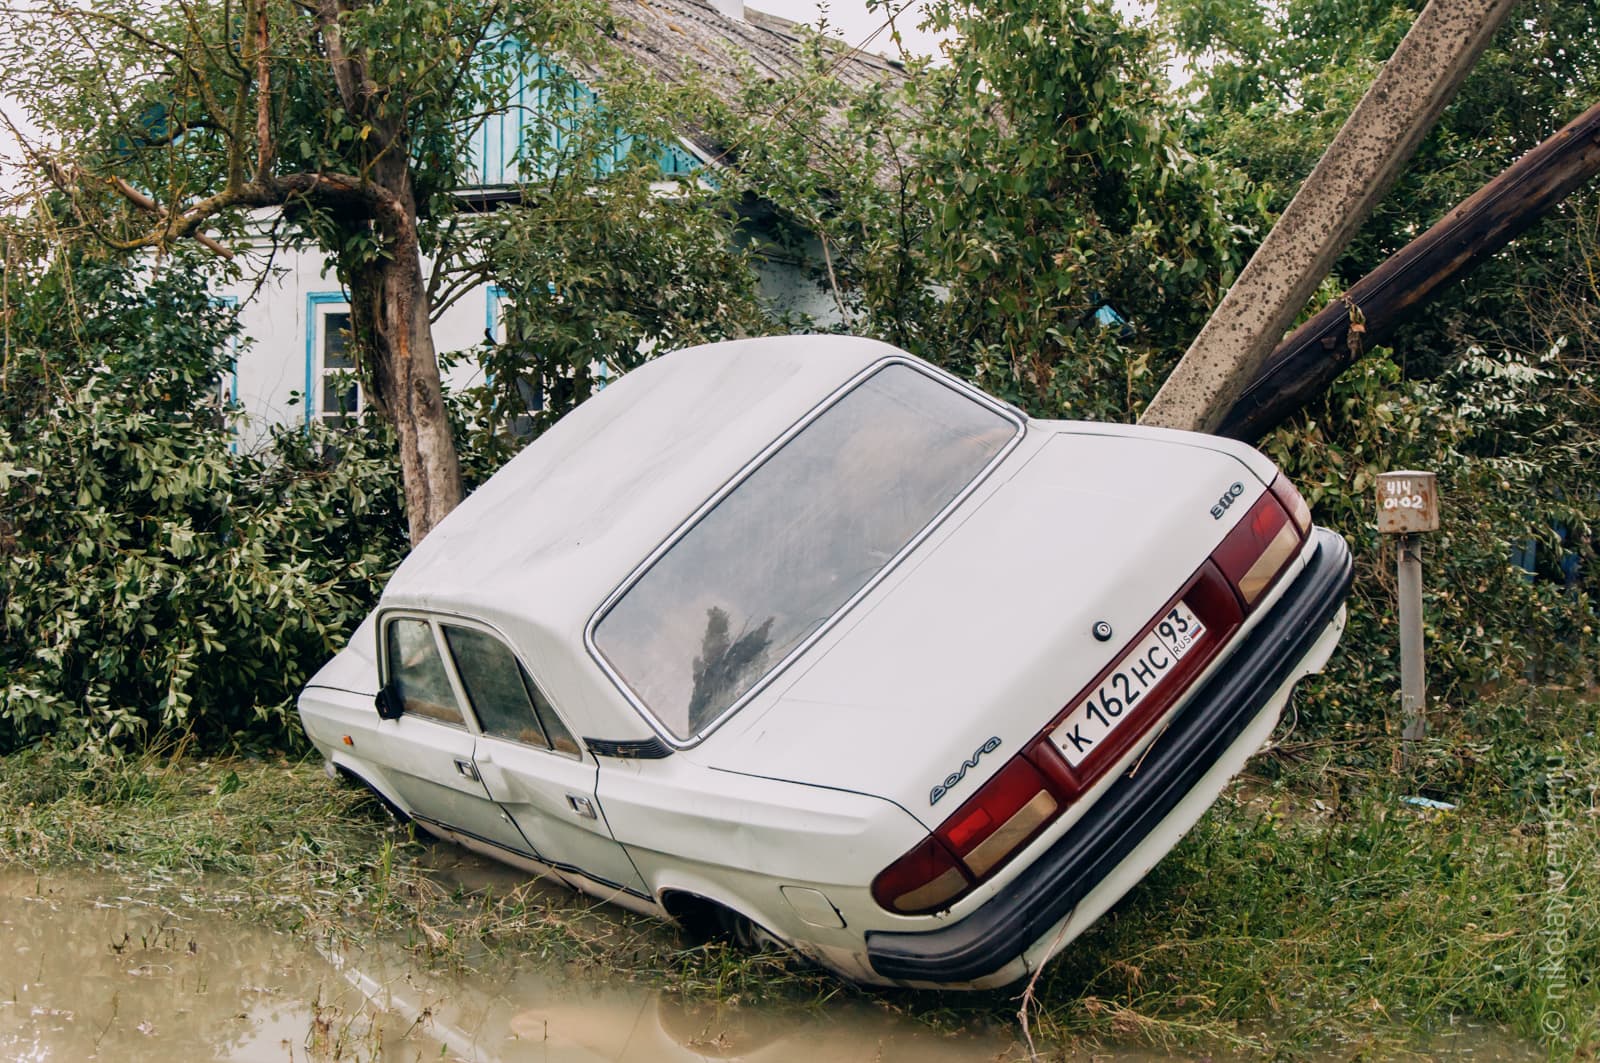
(443, 625, 580, 757)
(384, 617, 465, 726)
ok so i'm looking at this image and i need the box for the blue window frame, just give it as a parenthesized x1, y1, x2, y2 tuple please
(305, 291, 359, 430)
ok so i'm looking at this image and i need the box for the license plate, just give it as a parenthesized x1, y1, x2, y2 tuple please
(1049, 602, 1206, 768)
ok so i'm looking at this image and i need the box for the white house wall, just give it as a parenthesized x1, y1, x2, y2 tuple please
(215, 233, 839, 450)
(749, 234, 841, 325)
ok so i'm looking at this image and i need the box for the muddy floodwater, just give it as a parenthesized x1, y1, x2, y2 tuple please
(0, 866, 1021, 1061)
(0, 860, 1546, 1062)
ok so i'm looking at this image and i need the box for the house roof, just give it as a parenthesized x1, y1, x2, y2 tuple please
(604, 0, 911, 164)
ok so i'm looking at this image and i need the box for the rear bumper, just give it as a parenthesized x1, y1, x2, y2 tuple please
(864, 526, 1353, 984)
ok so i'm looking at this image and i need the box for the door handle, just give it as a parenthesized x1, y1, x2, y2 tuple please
(566, 795, 597, 819)
(454, 758, 480, 782)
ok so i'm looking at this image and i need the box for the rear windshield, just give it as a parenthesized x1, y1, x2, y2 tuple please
(591, 363, 1020, 741)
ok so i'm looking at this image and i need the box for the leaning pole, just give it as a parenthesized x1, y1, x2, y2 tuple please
(1139, 0, 1518, 434)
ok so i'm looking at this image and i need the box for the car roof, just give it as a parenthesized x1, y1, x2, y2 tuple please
(383, 335, 905, 647)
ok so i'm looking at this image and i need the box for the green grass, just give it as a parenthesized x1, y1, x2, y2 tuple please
(1, 687, 1593, 1059)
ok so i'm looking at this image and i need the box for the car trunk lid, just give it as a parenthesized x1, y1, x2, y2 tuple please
(698, 428, 1268, 828)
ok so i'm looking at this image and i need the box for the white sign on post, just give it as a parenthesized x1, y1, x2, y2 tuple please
(1376, 470, 1439, 535)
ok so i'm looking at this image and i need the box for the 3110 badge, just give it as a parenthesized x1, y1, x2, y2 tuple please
(1049, 603, 1206, 767)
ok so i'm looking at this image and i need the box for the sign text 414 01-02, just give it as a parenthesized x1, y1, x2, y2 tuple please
(1049, 604, 1206, 768)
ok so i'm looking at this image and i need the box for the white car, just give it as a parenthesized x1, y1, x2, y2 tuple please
(298, 335, 1350, 989)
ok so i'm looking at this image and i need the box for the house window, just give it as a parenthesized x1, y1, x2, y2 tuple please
(316, 308, 362, 428)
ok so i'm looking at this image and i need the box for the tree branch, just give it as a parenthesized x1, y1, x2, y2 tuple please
(438, 0, 505, 117)
(315, 0, 379, 136)
(109, 177, 234, 259)
(430, 257, 498, 321)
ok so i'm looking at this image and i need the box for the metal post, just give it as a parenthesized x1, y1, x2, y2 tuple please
(1376, 470, 1439, 761)
(1397, 533, 1427, 742)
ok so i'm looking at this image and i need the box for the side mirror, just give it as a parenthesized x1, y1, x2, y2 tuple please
(374, 685, 404, 720)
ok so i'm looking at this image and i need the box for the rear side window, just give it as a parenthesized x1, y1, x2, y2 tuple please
(592, 362, 1020, 741)
(385, 618, 465, 726)
(443, 625, 580, 756)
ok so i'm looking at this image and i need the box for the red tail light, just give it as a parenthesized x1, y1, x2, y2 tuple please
(937, 758, 1059, 877)
(1213, 476, 1306, 609)
(871, 836, 969, 915)
(1271, 474, 1313, 536)
(873, 757, 1064, 915)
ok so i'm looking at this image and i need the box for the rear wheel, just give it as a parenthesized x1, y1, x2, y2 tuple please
(663, 893, 785, 955)
(714, 906, 785, 954)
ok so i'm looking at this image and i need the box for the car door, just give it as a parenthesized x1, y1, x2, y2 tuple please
(438, 622, 648, 896)
(370, 614, 535, 856)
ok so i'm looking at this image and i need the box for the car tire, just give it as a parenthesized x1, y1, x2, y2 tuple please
(715, 906, 785, 955)
(665, 893, 785, 955)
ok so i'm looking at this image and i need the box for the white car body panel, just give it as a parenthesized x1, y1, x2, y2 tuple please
(473, 735, 648, 895)
(705, 428, 1269, 820)
(597, 754, 924, 966)
(296, 334, 1352, 989)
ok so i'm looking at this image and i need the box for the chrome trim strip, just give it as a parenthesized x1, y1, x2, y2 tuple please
(410, 812, 652, 901)
(583, 355, 1028, 750)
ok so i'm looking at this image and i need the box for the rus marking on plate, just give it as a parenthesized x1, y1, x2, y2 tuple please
(1050, 602, 1205, 768)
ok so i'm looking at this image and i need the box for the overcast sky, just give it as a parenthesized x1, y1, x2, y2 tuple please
(756, 0, 949, 59)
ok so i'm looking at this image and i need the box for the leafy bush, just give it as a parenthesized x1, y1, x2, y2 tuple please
(1259, 346, 1596, 754)
(0, 256, 407, 754)
(0, 381, 408, 754)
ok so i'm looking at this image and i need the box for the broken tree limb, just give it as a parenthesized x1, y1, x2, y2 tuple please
(1218, 97, 1600, 442)
(1139, 0, 1518, 434)
(110, 177, 235, 259)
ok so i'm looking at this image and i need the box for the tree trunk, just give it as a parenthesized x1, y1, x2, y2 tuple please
(308, 6, 464, 547)
(347, 175, 464, 547)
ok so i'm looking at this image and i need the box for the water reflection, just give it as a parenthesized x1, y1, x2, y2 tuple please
(0, 870, 1014, 1061)
(0, 866, 1546, 1062)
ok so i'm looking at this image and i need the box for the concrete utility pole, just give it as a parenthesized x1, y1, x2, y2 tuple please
(1217, 97, 1600, 442)
(1140, 0, 1518, 434)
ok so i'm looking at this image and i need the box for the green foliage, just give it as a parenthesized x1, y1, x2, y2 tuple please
(1256, 349, 1595, 747)
(463, 163, 767, 464)
(0, 0, 608, 264)
(1151, 0, 1600, 737)
(1, 0, 1593, 768)
(0, 257, 407, 754)
(731, 0, 1244, 420)
(912, 0, 1241, 362)
(1162, 0, 1600, 353)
